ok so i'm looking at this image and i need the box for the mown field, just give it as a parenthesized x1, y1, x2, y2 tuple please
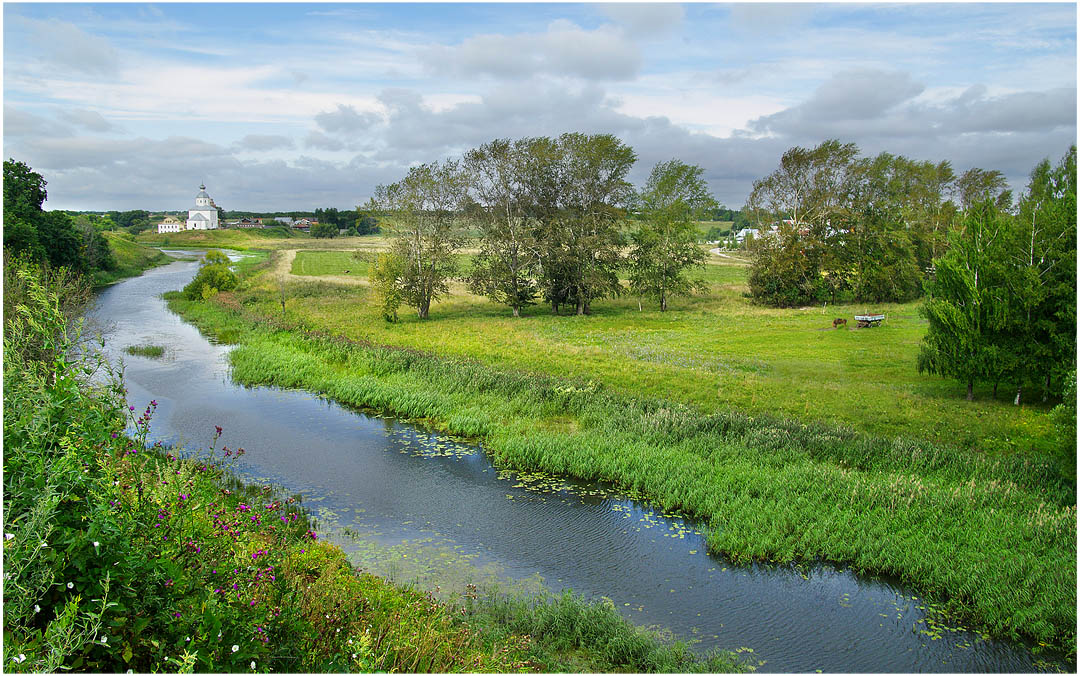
(159, 245, 1076, 655)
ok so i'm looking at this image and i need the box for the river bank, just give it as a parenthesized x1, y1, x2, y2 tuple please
(162, 250, 1076, 660)
(3, 259, 745, 673)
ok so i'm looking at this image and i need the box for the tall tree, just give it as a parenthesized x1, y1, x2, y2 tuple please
(554, 132, 636, 315)
(464, 139, 540, 317)
(917, 201, 1011, 400)
(628, 159, 716, 311)
(1000, 146, 1077, 403)
(955, 167, 1011, 211)
(3, 159, 86, 271)
(375, 160, 468, 319)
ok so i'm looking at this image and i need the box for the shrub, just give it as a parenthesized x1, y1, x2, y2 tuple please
(183, 252, 238, 300)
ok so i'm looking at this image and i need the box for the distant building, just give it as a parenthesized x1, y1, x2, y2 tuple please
(186, 184, 219, 230)
(292, 218, 316, 230)
(157, 216, 182, 234)
(235, 218, 262, 229)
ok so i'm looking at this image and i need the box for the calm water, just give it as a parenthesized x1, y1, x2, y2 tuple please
(87, 255, 1069, 673)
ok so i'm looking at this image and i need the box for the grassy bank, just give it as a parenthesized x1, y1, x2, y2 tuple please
(91, 232, 174, 287)
(166, 285, 1076, 655)
(3, 263, 742, 673)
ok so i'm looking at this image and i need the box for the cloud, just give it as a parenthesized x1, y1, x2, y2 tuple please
(4, 105, 73, 139)
(421, 19, 641, 81)
(597, 3, 684, 38)
(750, 70, 925, 134)
(57, 108, 119, 133)
(749, 70, 1074, 143)
(236, 134, 295, 151)
(314, 104, 382, 134)
(304, 131, 346, 152)
(21, 17, 120, 76)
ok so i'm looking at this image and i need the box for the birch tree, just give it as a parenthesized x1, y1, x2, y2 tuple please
(374, 160, 468, 319)
(628, 159, 716, 311)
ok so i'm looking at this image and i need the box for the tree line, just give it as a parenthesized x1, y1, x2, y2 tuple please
(918, 146, 1075, 405)
(370, 133, 716, 321)
(4, 159, 116, 275)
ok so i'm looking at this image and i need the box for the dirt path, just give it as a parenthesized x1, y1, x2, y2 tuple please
(708, 248, 751, 265)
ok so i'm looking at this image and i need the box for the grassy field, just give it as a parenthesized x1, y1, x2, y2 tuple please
(259, 248, 1058, 454)
(92, 231, 175, 286)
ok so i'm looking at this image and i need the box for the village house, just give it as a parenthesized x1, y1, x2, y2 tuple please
(157, 216, 182, 234)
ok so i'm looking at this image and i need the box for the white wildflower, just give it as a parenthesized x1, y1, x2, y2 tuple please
(231, 645, 239, 653)
(67, 582, 74, 589)
(250, 661, 256, 670)
(101, 636, 108, 644)
(33, 604, 40, 613)
(4, 533, 13, 540)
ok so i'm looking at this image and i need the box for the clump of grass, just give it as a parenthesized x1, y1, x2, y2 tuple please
(125, 344, 165, 358)
(166, 290, 1077, 654)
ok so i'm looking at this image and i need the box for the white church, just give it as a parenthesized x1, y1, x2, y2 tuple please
(186, 184, 219, 230)
(158, 184, 221, 233)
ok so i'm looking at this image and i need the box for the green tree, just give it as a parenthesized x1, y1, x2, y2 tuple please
(955, 167, 1011, 211)
(369, 251, 406, 322)
(999, 146, 1077, 404)
(628, 159, 716, 311)
(539, 133, 635, 315)
(310, 222, 337, 238)
(917, 201, 1011, 400)
(375, 160, 468, 319)
(464, 139, 540, 317)
(3, 160, 89, 271)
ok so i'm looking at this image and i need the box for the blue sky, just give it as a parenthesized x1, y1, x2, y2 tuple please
(3, 2, 1076, 211)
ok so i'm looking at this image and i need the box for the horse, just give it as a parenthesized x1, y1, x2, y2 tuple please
(833, 317, 847, 329)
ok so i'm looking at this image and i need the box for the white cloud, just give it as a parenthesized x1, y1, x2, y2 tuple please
(422, 19, 641, 81)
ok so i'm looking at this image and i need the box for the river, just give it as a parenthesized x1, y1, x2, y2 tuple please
(86, 254, 1068, 673)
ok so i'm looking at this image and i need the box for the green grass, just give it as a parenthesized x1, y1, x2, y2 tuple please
(137, 227, 310, 251)
(254, 249, 1059, 454)
(124, 344, 165, 358)
(91, 231, 174, 286)
(291, 250, 370, 277)
(167, 290, 1076, 654)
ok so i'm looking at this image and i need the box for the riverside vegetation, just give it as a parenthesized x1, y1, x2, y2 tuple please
(3, 259, 745, 672)
(164, 242, 1076, 658)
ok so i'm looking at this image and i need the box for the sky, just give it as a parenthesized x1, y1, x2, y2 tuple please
(3, 2, 1076, 212)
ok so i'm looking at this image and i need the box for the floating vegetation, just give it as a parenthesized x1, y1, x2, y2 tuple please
(125, 343, 165, 358)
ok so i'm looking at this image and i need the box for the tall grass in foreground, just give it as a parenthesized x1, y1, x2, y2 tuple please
(168, 291, 1077, 655)
(3, 260, 742, 673)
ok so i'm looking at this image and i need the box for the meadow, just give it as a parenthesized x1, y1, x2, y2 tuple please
(162, 246, 1077, 654)
(273, 247, 1056, 453)
(91, 232, 175, 287)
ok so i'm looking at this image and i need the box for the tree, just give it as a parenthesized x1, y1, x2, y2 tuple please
(310, 222, 337, 239)
(534, 133, 635, 315)
(917, 201, 1011, 400)
(464, 139, 540, 317)
(3, 159, 88, 271)
(746, 139, 859, 232)
(628, 159, 716, 311)
(375, 160, 468, 319)
(369, 252, 406, 322)
(955, 167, 1011, 211)
(999, 146, 1076, 403)
(354, 204, 380, 235)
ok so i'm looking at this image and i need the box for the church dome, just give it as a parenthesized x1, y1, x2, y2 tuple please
(196, 183, 210, 199)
